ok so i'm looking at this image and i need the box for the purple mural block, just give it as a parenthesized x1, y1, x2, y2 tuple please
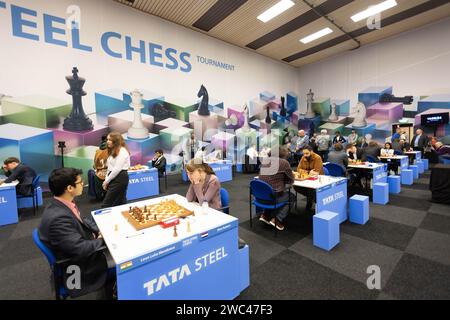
(52, 123, 109, 154)
(211, 132, 236, 150)
(227, 106, 245, 129)
(366, 103, 403, 122)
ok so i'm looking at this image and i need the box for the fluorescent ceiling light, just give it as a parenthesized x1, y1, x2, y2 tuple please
(257, 0, 295, 23)
(300, 27, 333, 44)
(351, 0, 397, 22)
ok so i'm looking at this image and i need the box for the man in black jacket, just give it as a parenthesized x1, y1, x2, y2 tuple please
(38, 168, 113, 298)
(411, 128, 429, 154)
(0, 157, 37, 195)
(151, 149, 167, 177)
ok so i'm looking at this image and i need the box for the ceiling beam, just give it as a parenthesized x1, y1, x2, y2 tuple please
(246, 0, 354, 50)
(283, 0, 450, 63)
(192, 0, 248, 32)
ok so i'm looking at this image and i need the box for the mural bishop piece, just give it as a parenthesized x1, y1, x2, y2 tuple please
(63, 67, 94, 132)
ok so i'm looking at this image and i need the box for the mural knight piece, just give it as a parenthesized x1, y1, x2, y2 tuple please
(351, 102, 367, 128)
(305, 89, 316, 119)
(127, 89, 149, 140)
(63, 67, 94, 132)
(197, 84, 210, 116)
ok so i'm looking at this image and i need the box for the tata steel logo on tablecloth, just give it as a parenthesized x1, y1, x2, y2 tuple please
(143, 247, 228, 296)
(322, 191, 345, 206)
(0, 2, 236, 73)
(129, 176, 155, 184)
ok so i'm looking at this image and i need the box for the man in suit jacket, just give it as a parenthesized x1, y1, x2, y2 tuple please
(411, 128, 428, 153)
(0, 157, 37, 195)
(151, 149, 167, 177)
(38, 168, 112, 298)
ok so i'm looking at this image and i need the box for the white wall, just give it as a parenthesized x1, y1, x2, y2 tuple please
(0, 0, 298, 113)
(297, 17, 450, 113)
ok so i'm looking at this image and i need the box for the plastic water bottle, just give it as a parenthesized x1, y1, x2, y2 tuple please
(202, 201, 209, 215)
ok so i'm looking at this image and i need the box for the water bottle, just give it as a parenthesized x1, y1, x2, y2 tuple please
(202, 201, 209, 215)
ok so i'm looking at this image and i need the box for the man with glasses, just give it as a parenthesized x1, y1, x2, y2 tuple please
(38, 168, 115, 298)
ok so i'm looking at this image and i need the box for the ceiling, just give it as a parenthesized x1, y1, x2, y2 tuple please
(114, 0, 450, 68)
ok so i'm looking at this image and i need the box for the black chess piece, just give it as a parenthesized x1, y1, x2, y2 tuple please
(63, 67, 94, 132)
(197, 85, 210, 116)
(265, 105, 271, 124)
(280, 96, 287, 117)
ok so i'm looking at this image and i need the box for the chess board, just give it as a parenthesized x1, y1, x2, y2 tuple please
(122, 199, 194, 231)
(294, 170, 310, 181)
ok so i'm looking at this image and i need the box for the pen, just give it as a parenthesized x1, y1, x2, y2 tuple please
(126, 232, 145, 239)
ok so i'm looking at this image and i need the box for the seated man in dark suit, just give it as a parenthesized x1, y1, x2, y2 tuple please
(0, 157, 37, 195)
(38, 168, 114, 298)
(151, 149, 167, 177)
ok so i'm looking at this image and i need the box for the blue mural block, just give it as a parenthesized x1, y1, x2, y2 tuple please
(373, 183, 389, 205)
(298, 115, 321, 132)
(417, 95, 450, 113)
(313, 210, 340, 251)
(260, 91, 276, 102)
(0, 124, 54, 182)
(123, 90, 165, 116)
(387, 176, 401, 194)
(358, 86, 393, 108)
(401, 169, 413, 185)
(286, 92, 298, 114)
(125, 133, 161, 165)
(95, 89, 129, 117)
(349, 195, 369, 225)
(345, 123, 376, 137)
(332, 99, 350, 116)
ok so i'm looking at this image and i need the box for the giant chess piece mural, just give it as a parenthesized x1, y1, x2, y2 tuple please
(197, 84, 210, 116)
(305, 89, 316, 119)
(351, 102, 367, 128)
(127, 89, 149, 140)
(242, 104, 250, 132)
(63, 67, 94, 132)
(265, 104, 271, 124)
(328, 103, 338, 121)
(280, 96, 287, 117)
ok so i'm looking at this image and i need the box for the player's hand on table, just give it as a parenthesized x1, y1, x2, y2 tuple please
(310, 170, 319, 177)
(0, 179, 4, 185)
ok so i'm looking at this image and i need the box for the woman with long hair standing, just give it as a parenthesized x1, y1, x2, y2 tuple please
(185, 159, 221, 210)
(102, 132, 130, 208)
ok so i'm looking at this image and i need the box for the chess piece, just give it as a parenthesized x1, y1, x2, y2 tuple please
(328, 103, 338, 121)
(351, 102, 367, 128)
(127, 89, 149, 139)
(241, 104, 250, 132)
(187, 220, 191, 233)
(305, 89, 316, 119)
(63, 67, 94, 132)
(280, 96, 287, 117)
(197, 85, 210, 116)
(265, 104, 271, 124)
(129, 206, 132, 213)
(173, 225, 178, 237)
(154, 214, 157, 221)
(114, 224, 118, 232)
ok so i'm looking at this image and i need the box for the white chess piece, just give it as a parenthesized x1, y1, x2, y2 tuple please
(242, 104, 250, 132)
(305, 89, 316, 119)
(127, 89, 149, 140)
(328, 103, 338, 121)
(351, 102, 367, 128)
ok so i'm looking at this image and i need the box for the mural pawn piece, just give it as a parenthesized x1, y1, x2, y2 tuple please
(351, 102, 368, 128)
(63, 67, 94, 132)
(280, 96, 287, 117)
(305, 89, 316, 119)
(127, 89, 149, 140)
(328, 103, 338, 121)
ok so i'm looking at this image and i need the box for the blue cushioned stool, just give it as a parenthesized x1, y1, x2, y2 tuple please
(401, 169, 413, 185)
(387, 175, 401, 194)
(422, 158, 429, 171)
(409, 165, 419, 180)
(349, 195, 369, 225)
(313, 211, 340, 251)
(416, 161, 424, 174)
(373, 183, 389, 205)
